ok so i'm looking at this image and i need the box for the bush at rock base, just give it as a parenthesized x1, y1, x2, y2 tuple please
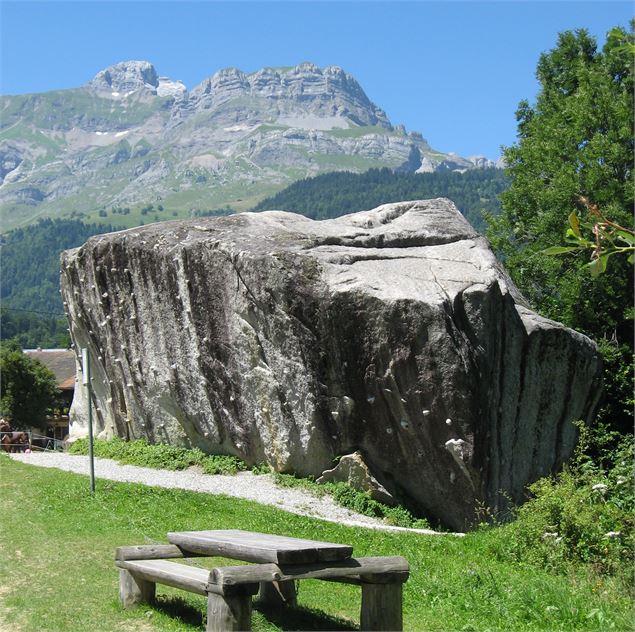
(483, 424, 633, 588)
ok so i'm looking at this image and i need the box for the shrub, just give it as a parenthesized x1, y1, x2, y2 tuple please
(251, 462, 273, 475)
(200, 454, 246, 475)
(323, 481, 431, 529)
(485, 427, 633, 585)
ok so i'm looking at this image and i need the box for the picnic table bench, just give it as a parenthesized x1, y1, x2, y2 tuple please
(115, 529, 409, 631)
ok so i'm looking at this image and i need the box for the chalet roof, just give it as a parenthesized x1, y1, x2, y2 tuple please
(25, 349, 76, 391)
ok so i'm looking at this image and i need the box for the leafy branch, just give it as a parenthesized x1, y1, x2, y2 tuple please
(543, 196, 635, 277)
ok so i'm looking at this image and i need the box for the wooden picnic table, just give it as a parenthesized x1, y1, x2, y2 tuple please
(116, 529, 408, 631)
(167, 529, 354, 564)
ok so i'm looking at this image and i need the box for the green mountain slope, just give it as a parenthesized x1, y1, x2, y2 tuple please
(0, 218, 126, 347)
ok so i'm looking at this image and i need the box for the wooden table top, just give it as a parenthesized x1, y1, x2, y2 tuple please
(167, 529, 353, 564)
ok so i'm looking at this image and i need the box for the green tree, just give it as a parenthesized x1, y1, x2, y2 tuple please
(0, 341, 59, 429)
(487, 24, 634, 433)
(543, 197, 634, 276)
(1, 217, 122, 315)
(0, 308, 70, 349)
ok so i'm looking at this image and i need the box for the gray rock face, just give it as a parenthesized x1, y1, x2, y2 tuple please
(0, 143, 24, 183)
(61, 199, 601, 530)
(190, 63, 391, 128)
(88, 60, 159, 96)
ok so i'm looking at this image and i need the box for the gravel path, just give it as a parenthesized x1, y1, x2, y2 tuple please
(10, 452, 446, 536)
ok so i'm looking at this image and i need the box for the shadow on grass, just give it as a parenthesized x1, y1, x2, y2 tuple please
(150, 595, 358, 631)
(152, 595, 204, 628)
(254, 602, 358, 631)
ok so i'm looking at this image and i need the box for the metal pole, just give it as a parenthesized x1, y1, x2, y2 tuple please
(82, 348, 96, 493)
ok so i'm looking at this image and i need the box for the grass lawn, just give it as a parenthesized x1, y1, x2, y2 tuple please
(1, 456, 631, 631)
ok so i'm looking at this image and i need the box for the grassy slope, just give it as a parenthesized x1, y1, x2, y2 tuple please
(1, 457, 631, 632)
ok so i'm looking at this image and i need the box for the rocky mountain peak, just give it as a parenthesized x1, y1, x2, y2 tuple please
(1, 59, 498, 227)
(189, 62, 391, 128)
(88, 60, 160, 97)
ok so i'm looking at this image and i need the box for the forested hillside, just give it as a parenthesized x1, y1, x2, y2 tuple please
(0, 218, 122, 347)
(253, 167, 508, 231)
(0, 308, 69, 350)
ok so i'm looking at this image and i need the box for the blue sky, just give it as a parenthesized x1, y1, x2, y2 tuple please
(1, 1, 631, 159)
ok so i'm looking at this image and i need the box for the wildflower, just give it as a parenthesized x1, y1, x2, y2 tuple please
(591, 483, 608, 494)
(604, 531, 621, 538)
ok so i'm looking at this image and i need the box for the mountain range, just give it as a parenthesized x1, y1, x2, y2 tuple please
(1, 60, 499, 231)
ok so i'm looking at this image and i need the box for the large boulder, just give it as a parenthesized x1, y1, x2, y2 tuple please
(61, 200, 602, 530)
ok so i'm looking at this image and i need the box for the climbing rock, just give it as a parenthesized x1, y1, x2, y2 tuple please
(61, 199, 602, 529)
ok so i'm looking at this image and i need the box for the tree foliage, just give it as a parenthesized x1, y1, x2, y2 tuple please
(0, 218, 123, 348)
(0, 217, 122, 314)
(254, 167, 509, 232)
(543, 197, 635, 277)
(0, 307, 70, 349)
(488, 25, 633, 338)
(487, 24, 633, 433)
(0, 341, 59, 429)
